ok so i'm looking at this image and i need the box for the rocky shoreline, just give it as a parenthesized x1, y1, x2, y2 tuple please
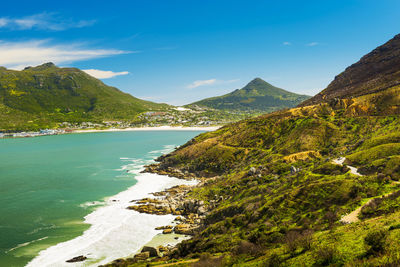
(100, 166, 218, 266)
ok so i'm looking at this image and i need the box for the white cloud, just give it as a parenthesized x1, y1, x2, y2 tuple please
(283, 41, 291, 46)
(187, 79, 217, 89)
(306, 42, 319, 47)
(0, 18, 8, 27)
(83, 69, 129, 79)
(187, 78, 239, 89)
(0, 40, 132, 70)
(0, 13, 95, 31)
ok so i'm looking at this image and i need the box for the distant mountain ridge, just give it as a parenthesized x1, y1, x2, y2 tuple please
(0, 63, 170, 131)
(188, 78, 310, 112)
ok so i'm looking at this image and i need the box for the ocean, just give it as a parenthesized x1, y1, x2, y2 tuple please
(0, 131, 202, 266)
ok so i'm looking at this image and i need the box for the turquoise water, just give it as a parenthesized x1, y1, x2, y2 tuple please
(0, 131, 201, 267)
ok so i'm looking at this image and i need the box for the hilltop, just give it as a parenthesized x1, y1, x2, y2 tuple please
(187, 78, 310, 113)
(0, 63, 171, 131)
(117, 34, 400, 266)
(301, 33, 400, 107)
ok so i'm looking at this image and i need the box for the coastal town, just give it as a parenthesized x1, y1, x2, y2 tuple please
(0, 106, 255, 138)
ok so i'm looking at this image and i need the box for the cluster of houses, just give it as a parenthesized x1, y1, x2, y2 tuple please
(0, 129, 67, 138)
(138, 109, 216, 126)
(0, 107, 228, 138)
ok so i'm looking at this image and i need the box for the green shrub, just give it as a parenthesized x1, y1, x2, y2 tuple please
(364, 229, 388, 255)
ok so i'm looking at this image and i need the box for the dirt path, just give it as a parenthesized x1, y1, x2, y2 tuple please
(333, 157, 361, 176)
(340, 199, 373, 224)
(340, 190, 400, 224)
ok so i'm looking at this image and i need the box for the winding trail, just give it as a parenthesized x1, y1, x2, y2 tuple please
(333, 157, 399, 223)
(333, 157, 365, 223)
(332, 157, 362, 176)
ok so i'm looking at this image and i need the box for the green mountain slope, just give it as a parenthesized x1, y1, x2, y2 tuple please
(0, 63, 170, 131)
(187, 78, 310, 112)
(140, 34, 400, 266)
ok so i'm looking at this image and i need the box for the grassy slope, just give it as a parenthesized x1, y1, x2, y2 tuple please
(188, 78, 310, 112)
(0, 63, 170, 131)
(142, 86, 400, 266)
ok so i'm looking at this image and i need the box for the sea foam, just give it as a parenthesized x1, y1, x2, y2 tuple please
(26, 145, 197, 267)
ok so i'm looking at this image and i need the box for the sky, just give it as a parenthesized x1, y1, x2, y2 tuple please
(0, 0, 399, 105)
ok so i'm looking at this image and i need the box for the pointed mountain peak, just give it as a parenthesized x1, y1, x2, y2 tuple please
(239, 78, 287, 96)
(245, 77, 270, 87)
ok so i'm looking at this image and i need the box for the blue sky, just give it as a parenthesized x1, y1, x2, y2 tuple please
(1, 0, 400, 105)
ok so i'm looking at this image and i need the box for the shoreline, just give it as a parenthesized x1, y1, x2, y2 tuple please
(102, 166, 214, 266)
(73, 125, 221, 133)
(25, 157, 199, 267)
(0, 125, 221, 139)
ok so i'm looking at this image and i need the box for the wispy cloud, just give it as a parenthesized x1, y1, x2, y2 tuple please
(0, 40, 132, 70)
(83, 69, 129, 79)
(306, 42, 319, 47)
(283, 41, 291, 46)
(187, 79, 217, 89)
(187, 78, 239, 89)
(0, 13, 95, 31)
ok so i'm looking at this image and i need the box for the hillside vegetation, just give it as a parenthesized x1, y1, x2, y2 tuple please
(0, 63, 170, 131)
(137, 33, 400, 266)
(188, 78, 310, 113)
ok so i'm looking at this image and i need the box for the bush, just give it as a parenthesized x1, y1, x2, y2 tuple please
(389, 223, 400, 230)
(364, 229, 388, 255)
(234, 240, 263, 256)
(284, 230, 314, 254)
(313, 162, 349, 175)
(313, 244, 339, 265)
(264, 253, 282, 267)
(192, 253, 223, 267)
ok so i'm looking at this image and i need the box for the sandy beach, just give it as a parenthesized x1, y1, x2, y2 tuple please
(73, 125, 221, 133)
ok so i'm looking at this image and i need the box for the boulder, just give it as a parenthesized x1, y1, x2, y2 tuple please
(197, 205, 207, 215)
(290, 166, 299, 174)
(174, 224, 199, 235)
(141, 246, 160, 257)
(157, 245, 169, 253)
(134, 251, 150, 261)
(248, 167, 257, 176)
(155, 225, 173, 230)
(127, 204, 171, 215)
(163, 228, 173, 234)
(66, 255, 87, 263)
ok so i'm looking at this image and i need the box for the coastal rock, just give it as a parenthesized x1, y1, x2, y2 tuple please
(174, 224, 199, 235)
(127, 204, 171, 215)
(155, 225, 173, 230)
(66, 255, 87, 263)
(143, 164, 196, 180)
(163, 228, 173, 234)
(157, 245, 169, 253)
(175, 216, 184, 221)
(141, 246, 160, 257)
(133, 251, 150, 261)
(135, 198, 162, 204)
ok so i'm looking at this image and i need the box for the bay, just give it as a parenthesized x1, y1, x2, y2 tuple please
(0, 131, 202, 266)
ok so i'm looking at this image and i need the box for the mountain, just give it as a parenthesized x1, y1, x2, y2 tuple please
(301, 33, 400, 107)
(132, 34, 400, 266)
(187, 78, 310, 112)
(0, 63, 170, 131)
